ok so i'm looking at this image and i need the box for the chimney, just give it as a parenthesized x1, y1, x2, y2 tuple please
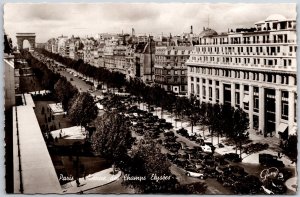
(190, 25, 193, 34)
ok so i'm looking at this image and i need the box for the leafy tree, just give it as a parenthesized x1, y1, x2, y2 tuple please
(209, 103, 223, 144)
(91, 112, 134, 167)
(54, 77, 78, 110)
(68, 92, 98, 127)
(123, 140, 178, 193)
(282, 135, 297, 162)
(4, 34, 13, 54)
(184, 96, 199, 133)
(232, 108, 249, 159)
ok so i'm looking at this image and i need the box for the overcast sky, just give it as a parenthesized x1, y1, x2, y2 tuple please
(4, 3, 296, 45)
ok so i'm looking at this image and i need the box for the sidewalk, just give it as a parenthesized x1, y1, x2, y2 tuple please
(285, 177, 298, 192)
(62, 168, 122, 193)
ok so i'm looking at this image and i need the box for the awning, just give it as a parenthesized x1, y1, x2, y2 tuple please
(289, 126, 297, 135)
(278, 123, 288, 133)
(243, 95, 249, 103)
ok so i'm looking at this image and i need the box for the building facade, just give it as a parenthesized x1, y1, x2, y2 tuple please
(186, 14, 297, 138)
(154, 46, 193, 94)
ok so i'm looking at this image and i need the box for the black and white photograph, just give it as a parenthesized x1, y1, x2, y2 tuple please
(3, 2, 298, 194)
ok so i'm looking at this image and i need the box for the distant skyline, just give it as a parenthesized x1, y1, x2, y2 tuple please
(4, 3, 296, 45)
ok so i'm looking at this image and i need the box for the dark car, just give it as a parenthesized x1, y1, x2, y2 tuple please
(259, 153, 285, 168)
(177, 128, 189, 137)
(224, 153, 242, 162)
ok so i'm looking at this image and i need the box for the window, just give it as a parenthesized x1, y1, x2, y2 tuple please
(209, 87, 212, 101)
(202, 86, 206, 99)
(235, 92, 240, 106)
(281, 101, 288, 120)
(282, 91, 288, 99)
(196, 77, 200, 83)
(191, 77, 194, 81)
(191, 83, 194, 94)
(196, 84, 200, 94)
(254, 96, 259, 113)
(244, 85, 249, 92)
(216, 89, 219, 102)
(235, 84, 240, 90)
(174, 70, 178, 75)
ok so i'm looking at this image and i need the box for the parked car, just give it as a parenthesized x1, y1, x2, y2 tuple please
(224, 153, 242, 162)
(185, 168, 207, 179)
(201, 144, 212, 153)
(259, 153, 285, 168)
(177, 128, 189, 137)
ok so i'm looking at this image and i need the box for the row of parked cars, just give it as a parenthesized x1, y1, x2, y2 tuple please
(96, 93, 290, 195)
(160, 128, 290, 194)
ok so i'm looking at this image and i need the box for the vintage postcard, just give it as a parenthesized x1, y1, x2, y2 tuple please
(3, 3, 297, 194)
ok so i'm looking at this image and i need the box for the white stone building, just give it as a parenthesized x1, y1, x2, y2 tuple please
(186, 14, 297, 138)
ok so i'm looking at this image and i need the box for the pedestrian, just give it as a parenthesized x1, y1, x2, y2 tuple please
(259, 129, 262, 135)
(76, 178, 80, 187)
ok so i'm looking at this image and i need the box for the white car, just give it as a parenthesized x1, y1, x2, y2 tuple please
(185, 168, 206, 179)
(201, 144, 212, 153)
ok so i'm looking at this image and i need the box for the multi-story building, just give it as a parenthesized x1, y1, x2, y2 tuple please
(186, 14, 297, 138)
(154, 46, 193, 94)
(56, 35, 68, 56)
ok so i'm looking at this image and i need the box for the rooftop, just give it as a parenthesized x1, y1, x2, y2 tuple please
(48, 103, 64, 114)
(13, 106, 61, 193)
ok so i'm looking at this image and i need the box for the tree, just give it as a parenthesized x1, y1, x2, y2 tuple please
(68, 92, 98, 127)
(210, 103, 223, 145)
(282, 135, 297, 162)
(4, 34, 13, 54)
(91, 112, 134, 168)
(185, 96, 199, 133)
(123, 140, 178, 193)
(232, 108, 249, 159)
(54, 78, 78, 110)
(174, 97, 187, 128)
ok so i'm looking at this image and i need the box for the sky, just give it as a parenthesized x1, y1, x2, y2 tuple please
(4, 3, 296, 45)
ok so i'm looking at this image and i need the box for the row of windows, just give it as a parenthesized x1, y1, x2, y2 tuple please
(155, 69, 186, 75)
(155, 76, 185, 84)
(189, 67, 296, 85)
(199, 31, 294, 45)
(155, 50, 191, 55)
(190, 82, 297, 121)
(194, 45, 296, 54)
(190, 56, 294, 67)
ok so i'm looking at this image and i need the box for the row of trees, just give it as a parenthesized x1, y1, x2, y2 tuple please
(23, 50, 98, 132)
(19, 50, 60, 90)
(37, 49, 126, 90)
(90, 112, 207, 194)
(37, 49, 250, 157)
